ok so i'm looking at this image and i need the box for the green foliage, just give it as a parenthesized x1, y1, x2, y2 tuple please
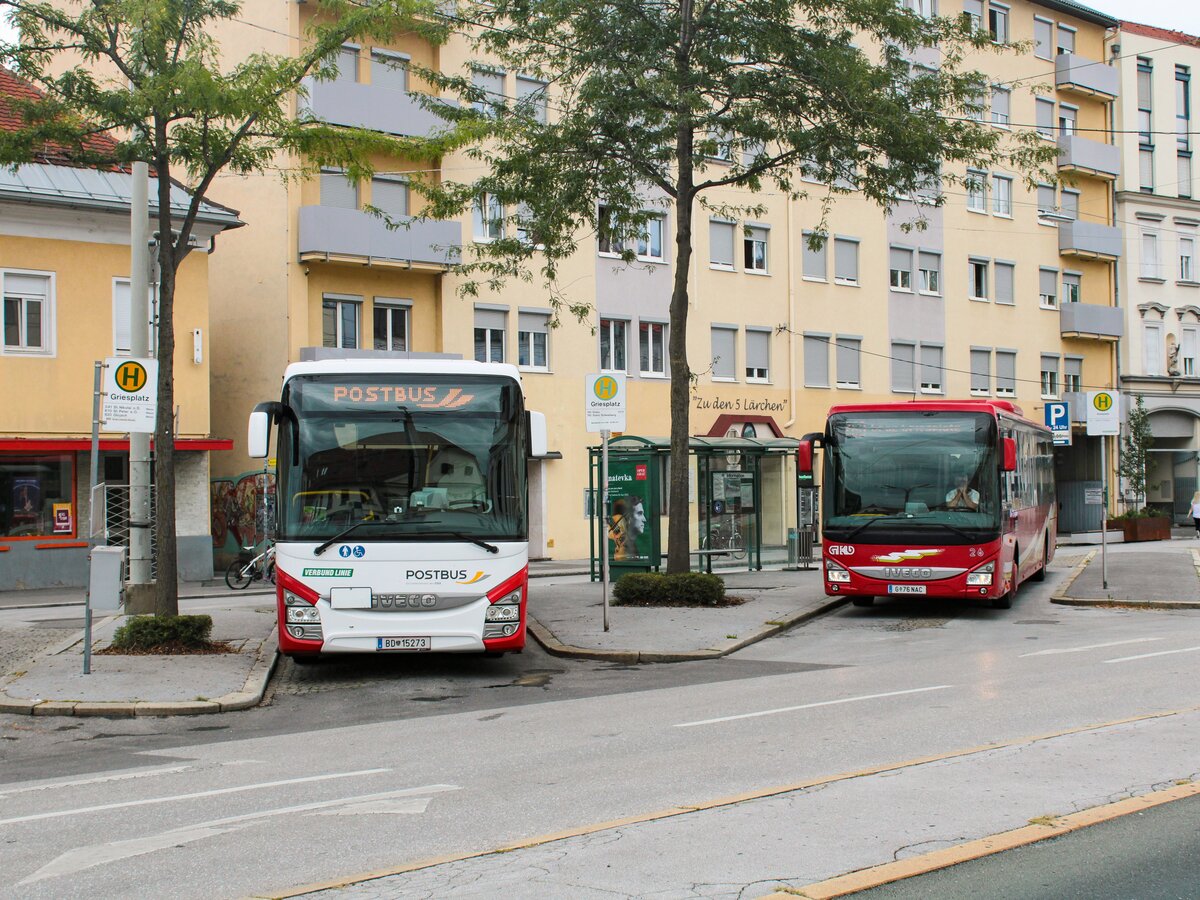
(1119, 394, 1154, 511)
(613, 572, 725, 605)
(110, 614, 214, 650)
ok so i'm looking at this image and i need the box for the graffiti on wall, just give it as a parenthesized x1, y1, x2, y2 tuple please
(210, 470, 276, 566)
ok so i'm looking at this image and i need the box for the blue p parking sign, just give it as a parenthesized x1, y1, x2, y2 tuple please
(1045, 401, 1071, 446)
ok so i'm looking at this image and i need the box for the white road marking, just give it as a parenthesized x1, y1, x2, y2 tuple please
(0, 759, 261, 800)
(19, 784, 460, 884)
(0, 768, 390, 827)
(1019, 638, 1164, 658)
(311, 796, 432, 815)
(674, 685, 954, 728)
(1104, 646, 1200, 664)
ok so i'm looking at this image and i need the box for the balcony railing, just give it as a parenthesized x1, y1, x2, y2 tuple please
(299, 78, 453, 139)
(1060, 302, 1124, 341)
(1057, 135, 1120, 180)
(298, 206, 461, 268)
(1059, 220, 1122, 260)
(1054, 53, 1119, 100)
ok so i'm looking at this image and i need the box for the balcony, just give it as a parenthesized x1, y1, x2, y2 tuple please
(1059, 302, 1124, 341)
(1059, 220, 1122, 260)
(1054, 53, 1119, 100)
(298, 206, 461, 269)
(1057, 135, 1120, 180)
(299, 78, 452, 139)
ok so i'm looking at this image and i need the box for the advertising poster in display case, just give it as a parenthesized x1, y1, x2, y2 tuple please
(606, 458, 651, 564)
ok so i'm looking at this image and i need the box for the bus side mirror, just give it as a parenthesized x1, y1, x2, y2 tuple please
(527, 410, 548, 458)
(797, 440, 814, 475)
(1001, 437, 1017, 472)
(248, 409, 271, 459)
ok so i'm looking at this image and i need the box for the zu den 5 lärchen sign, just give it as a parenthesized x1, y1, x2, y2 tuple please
(103, 357, 158, 433)
(585, 373, 626, 432)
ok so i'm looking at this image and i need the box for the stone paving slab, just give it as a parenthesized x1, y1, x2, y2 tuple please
(1053, 548, 1200, 608)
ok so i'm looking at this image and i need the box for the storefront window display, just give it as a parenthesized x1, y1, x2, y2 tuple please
(0, 454, 74, 538)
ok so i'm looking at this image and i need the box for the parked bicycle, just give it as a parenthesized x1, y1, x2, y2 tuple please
(700, 518, 746, 560)
(225, 542, 276, 590)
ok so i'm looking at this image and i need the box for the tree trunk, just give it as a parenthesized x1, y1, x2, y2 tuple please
(666, 186, 694, 574)
(153, 156, 180, 617)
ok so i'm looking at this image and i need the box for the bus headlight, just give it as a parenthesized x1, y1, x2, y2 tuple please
(286, 606, 321, 623)
(966, 561, 995, 586)
(485, 604, 520, 622)
(825, 559, 851, 583)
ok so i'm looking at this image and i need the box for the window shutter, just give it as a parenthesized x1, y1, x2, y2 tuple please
(920, 345, 942, 389)
(474, 308, 506, 331)
(834, 238, 858, 281)
(746, 329, 769, 375)
(710, 221, 735, 266)
(891, 343, 915, 393)
(1039, 268, 1058, 300)
(803, 334, 829, 387)
(370, 51, 407, 92)
(321, 170, 358, 209)
(711, 327, 736, 379)
(803, 233, 826, 279)
(995, 262, 1014, 303)
(996, 351, 1017, 393)
(371, 177, 408, 219)
(970, 349, 990, 392)
(836, 338, 861, 386)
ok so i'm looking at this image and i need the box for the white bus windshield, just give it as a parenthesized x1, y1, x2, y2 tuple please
(277, 375, 526, 542)
(824, 411, 1000, 542)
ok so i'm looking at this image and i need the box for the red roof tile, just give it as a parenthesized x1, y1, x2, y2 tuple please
(1120, 21, 1200, 46)
(0, 67, 123, 167)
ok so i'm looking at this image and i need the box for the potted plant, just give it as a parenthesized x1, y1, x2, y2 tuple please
(1107, 395, 1171, 542)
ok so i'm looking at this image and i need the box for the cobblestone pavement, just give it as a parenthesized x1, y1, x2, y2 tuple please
(0, 626, 67, 678)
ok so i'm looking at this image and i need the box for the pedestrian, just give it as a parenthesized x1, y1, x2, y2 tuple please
(1191, 491, 1200, 537)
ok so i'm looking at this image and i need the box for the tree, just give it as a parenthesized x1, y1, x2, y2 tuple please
(1119, 393, 1154, 513)
(415, 0, 1057, 573)
(0, 0, 448, 614)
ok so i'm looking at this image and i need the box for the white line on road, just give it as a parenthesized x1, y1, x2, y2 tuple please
(0, 768, 390, 827)
(0, 760, 261, 799)
(1018, 638, 1164, 658)
(19, 784, 460, 884)
(674, 685, 954, 728)
(1104, 646, 1200, 664)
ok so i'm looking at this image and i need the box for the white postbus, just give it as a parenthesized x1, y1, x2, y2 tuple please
(248, 358, 547, 663)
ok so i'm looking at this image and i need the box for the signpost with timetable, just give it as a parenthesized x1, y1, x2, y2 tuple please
(1086, 390, 1120, 589)
(585, 373, 626, 631)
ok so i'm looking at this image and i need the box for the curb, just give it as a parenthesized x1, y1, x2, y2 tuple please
(526, 597, 847, 663)
(0, 628, 279, 718)
(1050, 548, 1200, 609)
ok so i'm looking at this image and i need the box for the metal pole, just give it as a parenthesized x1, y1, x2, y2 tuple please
(1100, 435, 1108, 590)
(84, 361, 104, 675)
(128, 161, 153, 588)
(600, 430, 610, 631)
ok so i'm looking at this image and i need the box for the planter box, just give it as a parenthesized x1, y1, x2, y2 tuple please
(1105, 516, 1172, 543)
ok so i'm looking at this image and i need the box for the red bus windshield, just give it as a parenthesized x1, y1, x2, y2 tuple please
(823, 411, 1000, 544)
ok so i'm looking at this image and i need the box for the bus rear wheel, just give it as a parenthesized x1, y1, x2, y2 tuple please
(1031, 536, 1048, 582)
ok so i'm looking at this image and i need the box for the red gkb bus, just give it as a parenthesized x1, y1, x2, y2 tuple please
(799, 400, 1056, 610)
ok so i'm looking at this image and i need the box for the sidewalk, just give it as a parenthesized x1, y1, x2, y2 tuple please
(1052, 545, 1200, 609)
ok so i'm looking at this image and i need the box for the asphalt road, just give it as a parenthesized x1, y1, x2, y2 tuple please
(1, 559, 1198, 899)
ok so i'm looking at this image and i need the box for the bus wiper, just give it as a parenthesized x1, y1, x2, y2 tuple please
(844, 516, 976, 542)
(845, 515, 908, 541)
(313, 519, 393, 556)
(419, 531, 500, 554)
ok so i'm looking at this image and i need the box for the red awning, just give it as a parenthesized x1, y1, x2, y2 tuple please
(0, 438, 234, 452)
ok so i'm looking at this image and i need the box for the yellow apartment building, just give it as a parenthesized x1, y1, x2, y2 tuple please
(204, 0, 1122, 563)
(0, 69, 243, 588)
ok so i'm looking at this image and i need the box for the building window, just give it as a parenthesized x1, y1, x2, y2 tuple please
(918, 252, 941, 294)
(1064, 357, 1082, 393)
(370, 48, 408, 92)
(970, 348, 991, 395)
(1, 453, 75, 538)
(1138, 58, 1153, 145)
(804, 333, 830, 388)
(322, 295, 360, 349)
(597, 204, 620, 255)
(373, 301, 409, 352)
(473, 193, 504, 242)
(370, 175, 408, 219)
(320, 168, 358, 209)
(1062, 272, 1081, 304)
(992, 174, 1013, 216)
(517, 311, 550, 369)
(2, 271, 53, 355)
(599, 317, 627, 371)
(1056, 24, 1075, 56)
(1039, 268, 1058, 309)
(995, 350, 1016, 396)
(969, 258, 989, 300)
(1140, 148, 1155, 193)
(1033, 17, 1053, 60)
(637, 215, 665, 262)
(834, 237, 859, 285)
(1035, 98, 1055, 138)
(1143, 322, 1164, 375)
(332, 44, 359, 85)
(743, 226, 768, 273)
(802, 232, 827, 280)
(1179, 65, 1192, 150)
(835, 336, 862, 388)
(745, 328, 770, 381)
(962, 0, 982, 32)
(991, 87, 1010, 126)
(1181, 233, 1196, 282)
(1141, 232, 1161, 279)
(1040, 355, 1059, 398)
(710, 220, 736, 269)
(889, 247, 913, 290)
(994, 261, 1014, 305)
(515, 75, 548, 123)
(1061, 189, 1079, 220)
(891, 342, 916, 394)
(474, 308, 507, 363)
(1036, 183, 1057, 217)
(920, 344, 943, 393)
(987, 2, 1008, 42)
(1182, 327, 1198, 376)
(639, 321, 667, 376)
(711, 326, 737, 380)
(472, 67, 505, 115)
(1058, 104, 1077, 137)
(966, 169, 987, 212)
(1180, 153, 1194, 200)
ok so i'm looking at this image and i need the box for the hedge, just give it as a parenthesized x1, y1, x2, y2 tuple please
(110, 615, 214, 650)
(613, 572, 725, 605)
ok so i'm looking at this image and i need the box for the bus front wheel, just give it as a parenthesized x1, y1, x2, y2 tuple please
(852, 597, 875, 607)
(288, 653, 322, 665)
(992, 551, 1016, 609)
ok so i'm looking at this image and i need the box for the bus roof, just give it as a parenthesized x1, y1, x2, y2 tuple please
(826, 399, 1045, 430)
(282, 358, 522, 383)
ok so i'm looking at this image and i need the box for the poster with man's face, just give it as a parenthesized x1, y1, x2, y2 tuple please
(607, 459, 651, 563)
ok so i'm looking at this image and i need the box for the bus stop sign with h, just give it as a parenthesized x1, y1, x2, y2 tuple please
(586, 373, 627, 632)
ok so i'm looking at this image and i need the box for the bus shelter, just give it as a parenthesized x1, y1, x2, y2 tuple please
(588, 434, 801, 580)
